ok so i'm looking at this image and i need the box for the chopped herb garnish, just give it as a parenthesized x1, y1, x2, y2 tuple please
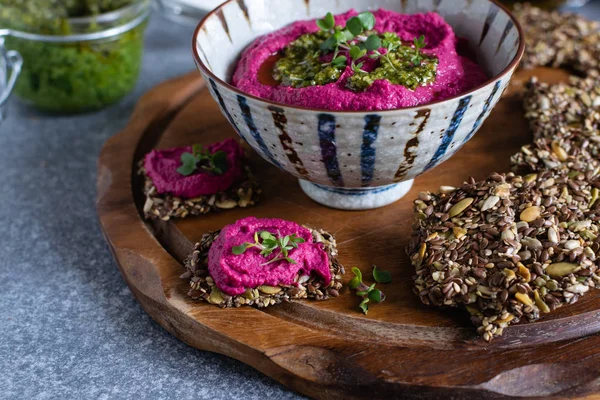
(176, 144, 229, 177)
(272, 11, 437, 91)
(350, 267, 385, 315)
(232, 231, 306, 266)
(372, 265, 392, 284)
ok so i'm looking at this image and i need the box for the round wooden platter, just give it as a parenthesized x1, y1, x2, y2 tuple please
(97, 68, 600, 400)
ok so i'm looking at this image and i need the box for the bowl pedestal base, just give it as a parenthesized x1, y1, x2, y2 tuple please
(298, 179, 415, 210)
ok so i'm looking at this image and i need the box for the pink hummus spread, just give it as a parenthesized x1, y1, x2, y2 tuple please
(233, 9, 488, 111)
(208, 217, 331, 296)
(144, 138, 245, 198)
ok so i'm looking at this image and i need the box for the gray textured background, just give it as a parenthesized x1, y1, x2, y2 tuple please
(0, 11, 301, 400)
(1, 3, 599, 399)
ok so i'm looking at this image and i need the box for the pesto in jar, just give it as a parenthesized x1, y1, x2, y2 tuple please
(273, 28, 438, 92)
(0, 0, 146, 113)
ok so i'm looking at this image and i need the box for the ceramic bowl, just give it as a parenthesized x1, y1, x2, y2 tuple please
(192, 0, 524, 210)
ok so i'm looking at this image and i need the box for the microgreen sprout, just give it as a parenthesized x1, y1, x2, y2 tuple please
(331, 55, 347, 68)
(411, 35, 427, 65)
(232, 231, 306, 266)
(372, 265, 392, 284)
(349, 267, 387, 315)
(177, 144, 228, 176)
(316, 12, 335, 32)
(368, 39, 402, 73)
(316, 11, 379, 71)
(315, 11, 427, 76)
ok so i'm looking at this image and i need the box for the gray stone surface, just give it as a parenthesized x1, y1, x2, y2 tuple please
(2, 2, 600, 399)
(0, 12, 302, 400)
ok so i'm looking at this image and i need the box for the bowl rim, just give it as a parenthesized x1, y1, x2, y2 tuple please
(191, 0, 525, 114)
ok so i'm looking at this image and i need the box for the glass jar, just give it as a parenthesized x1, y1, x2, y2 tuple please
(0, 1, 150, 113)
(0, 39, 22, 125)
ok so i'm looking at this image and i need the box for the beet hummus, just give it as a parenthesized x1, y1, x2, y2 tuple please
(233, 9, 488, 111)
(208, 217, 331, 295)
(144, 138, 245, 199)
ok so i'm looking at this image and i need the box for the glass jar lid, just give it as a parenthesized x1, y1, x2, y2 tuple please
(0, 0, 150, 43)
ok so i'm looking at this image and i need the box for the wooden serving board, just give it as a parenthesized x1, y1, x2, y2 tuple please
(97, 68, 600, 400)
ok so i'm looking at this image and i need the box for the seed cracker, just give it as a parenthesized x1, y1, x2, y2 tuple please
(138, 162, 261, 221)
(513, 3, 600, 76)
(408, 172, 600, 341)
(511, 77, 600, 177)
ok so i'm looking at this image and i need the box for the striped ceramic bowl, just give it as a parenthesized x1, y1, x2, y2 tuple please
(192, 0, 524, 210)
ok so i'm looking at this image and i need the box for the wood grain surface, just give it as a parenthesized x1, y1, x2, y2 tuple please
(97, 68, 600, 399)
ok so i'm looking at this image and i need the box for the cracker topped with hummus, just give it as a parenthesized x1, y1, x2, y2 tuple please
(182, 217, 344, 308)
(233, 9, 488, 111)
(139, 139, 261, 220)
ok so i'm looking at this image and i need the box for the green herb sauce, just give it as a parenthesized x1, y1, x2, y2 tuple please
(273, 29, 438, 92)
(0, 0, 145, 113)
(272, 30, 344, 88)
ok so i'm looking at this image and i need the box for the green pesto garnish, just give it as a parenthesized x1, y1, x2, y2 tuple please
(272, 30, 345, 88)
(348, 32, 438, 91)
(272, 11, 438, 92)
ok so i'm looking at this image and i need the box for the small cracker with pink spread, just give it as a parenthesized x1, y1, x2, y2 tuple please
(138, 162, 261, 221)
(181, 228, 344, 308)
